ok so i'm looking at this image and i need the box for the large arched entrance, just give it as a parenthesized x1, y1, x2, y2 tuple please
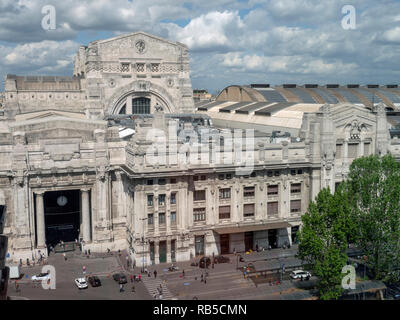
(43, 190, 80, 246)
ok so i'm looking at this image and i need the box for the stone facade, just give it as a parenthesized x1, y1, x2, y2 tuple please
(0, 31, 396, 266)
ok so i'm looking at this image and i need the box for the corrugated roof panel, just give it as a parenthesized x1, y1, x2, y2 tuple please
(378, 88, 400, 103)
(353, 88, 382, 103)
(219, 102, 252, 112)
(284, 88, 316, 103)
(308, 88, 339, 104)
(331, 88, 361, 103)
(254, 89, 287, 102)
(235, 102, 270, 114)
(197, 101, 225, 111)
(254, 102, 296, 116)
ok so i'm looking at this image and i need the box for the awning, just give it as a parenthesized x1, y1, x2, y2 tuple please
(213, 221, 292, 234)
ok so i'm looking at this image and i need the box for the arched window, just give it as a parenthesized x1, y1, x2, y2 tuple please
(118, 104, 126, 114)
(133, 97, 150, 114)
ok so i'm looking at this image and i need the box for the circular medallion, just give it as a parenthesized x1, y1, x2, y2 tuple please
(167, 78, 174, 87)
(108, 78, 116, 88)
(57, 195, 68, 207)
(135, 40, 146, 54)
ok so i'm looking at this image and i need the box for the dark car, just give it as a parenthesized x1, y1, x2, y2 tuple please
(214, 255, 230, 264)
(113, 273, 127, 284)
(88, 276, 101, 287)
(199, 257, 211, 269)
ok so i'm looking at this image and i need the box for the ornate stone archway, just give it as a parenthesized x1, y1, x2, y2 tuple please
(106, 80, 177, 115)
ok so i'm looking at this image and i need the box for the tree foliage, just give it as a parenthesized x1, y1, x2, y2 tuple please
(297, 187, 354, 300)
(346, 154, 400, 282)
(298, 154, 400, 300)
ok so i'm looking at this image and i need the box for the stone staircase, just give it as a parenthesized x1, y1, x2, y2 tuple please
(141, 275, 174, 300)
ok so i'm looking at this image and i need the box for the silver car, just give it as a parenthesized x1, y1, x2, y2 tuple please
(290, 270, 311, 280)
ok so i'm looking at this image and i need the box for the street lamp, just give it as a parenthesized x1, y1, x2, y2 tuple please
(140, 217, 147, 273)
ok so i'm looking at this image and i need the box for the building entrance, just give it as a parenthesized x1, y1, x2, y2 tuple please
(159, 241, 167, 263)
(195, 236, 205, 256)
(43, 190, 80, 247)
(220, 234, 230, 254)
(244, 232, 254, 252)
(268, 229, 278, 248)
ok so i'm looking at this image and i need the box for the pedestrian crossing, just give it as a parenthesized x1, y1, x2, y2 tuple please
(141, 275, 174, 300)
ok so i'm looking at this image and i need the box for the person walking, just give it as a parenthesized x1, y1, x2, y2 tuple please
(119, 283, 124, 292)
(63, 252, 67, 261)
(130, 274, 133, 283)
(154, 270, 157, 278)
(138, 273, 141, 282)
(182, 269, 185, 278)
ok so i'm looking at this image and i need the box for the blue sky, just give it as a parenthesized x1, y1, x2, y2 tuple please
(1, 0, 400, 94)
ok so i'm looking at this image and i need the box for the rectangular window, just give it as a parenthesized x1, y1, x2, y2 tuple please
(193, 208, 206, 222)
(158, 178, 166, 185)
(193, 175, 199, 181)
(219, 188, 231, 199)
(226, 174, 232, 180)
(170, 211, 176, 224)
(148, 214, 154, 225)
(170, 178, 177, 184)
(348, 144, 358, 158)
(147, 179, 153, 185)
(194, 190, 206, 201)
(290, 200, 301, 213)
(243, 204, 255, 217)
(158, 194, 166, 206)
(267, 202, 279, 216)
(159, 212, 166, 224)
(243, 186, 255, 197)
(147, 194, 153, 207)
(170, 193, 176, 205)
(219, 206, 231, 219)
(267, 185, 279, 196)
(291, 183, 301, 194)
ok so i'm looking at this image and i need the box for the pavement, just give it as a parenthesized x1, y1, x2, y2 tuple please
(7, 245, 316, 300)
(7, 249, 151, 300)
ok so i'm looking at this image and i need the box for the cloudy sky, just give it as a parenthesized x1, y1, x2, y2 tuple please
(1, 0, 400, 93)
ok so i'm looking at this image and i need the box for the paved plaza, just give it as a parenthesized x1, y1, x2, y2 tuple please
(7, 246, 316, 300)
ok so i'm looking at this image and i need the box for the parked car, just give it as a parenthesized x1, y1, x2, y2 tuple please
(214, 255, 230, 264)
(88, 276, 101, 287)
(31, 272, 50, 281)
(199, 257, 211, 269)
(75, 278, 88, 289)
(113, 273, 127, 284)
(168, 264, 179, 272)
(290, 270, 311, 281)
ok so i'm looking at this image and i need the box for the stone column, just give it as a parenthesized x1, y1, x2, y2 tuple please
(35, 191, 46, 248)
(166, 238, 172, 263)
(154, 240, 160, 264)
(81, 188, 91, 242)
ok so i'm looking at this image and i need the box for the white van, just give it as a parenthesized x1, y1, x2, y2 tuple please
(8, 265, 20, 279)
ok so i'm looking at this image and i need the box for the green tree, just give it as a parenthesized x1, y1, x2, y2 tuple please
(347, 154, 400, 282)
(297, 187, 352, 300)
